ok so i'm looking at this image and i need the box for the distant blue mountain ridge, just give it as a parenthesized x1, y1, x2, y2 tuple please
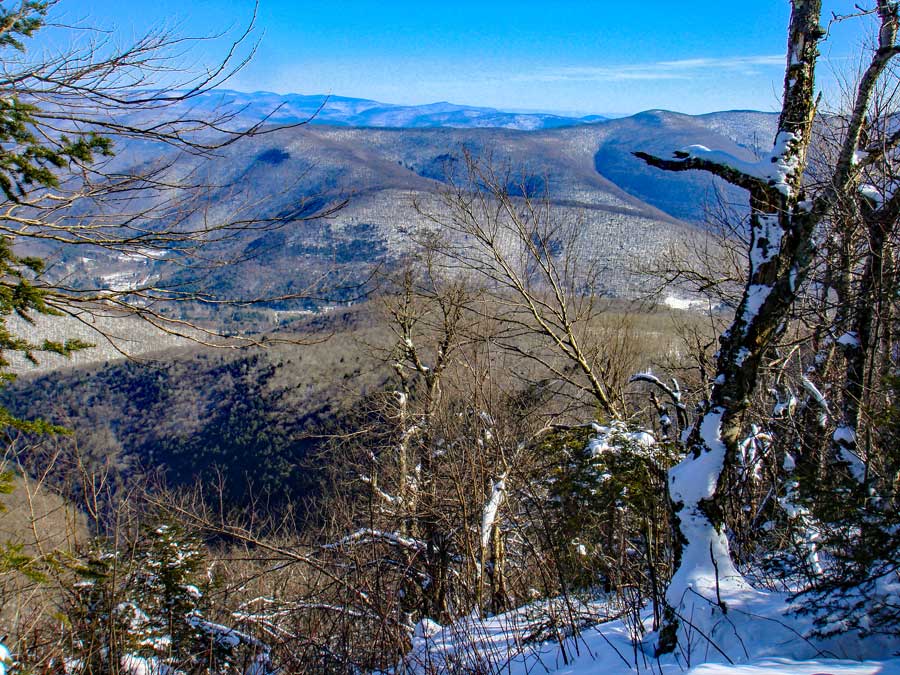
(189, 90, 608, 130)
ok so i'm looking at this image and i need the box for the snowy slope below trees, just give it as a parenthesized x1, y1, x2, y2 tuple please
(399, 587, 900, 675)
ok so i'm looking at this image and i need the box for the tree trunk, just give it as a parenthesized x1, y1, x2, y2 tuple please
(639, 0, 826, 655)
(633, 0, 900, 656)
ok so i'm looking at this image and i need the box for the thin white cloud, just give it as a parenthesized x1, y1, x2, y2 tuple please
(516, 54, 786, 83)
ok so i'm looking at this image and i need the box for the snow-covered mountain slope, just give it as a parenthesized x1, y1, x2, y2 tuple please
(28, 102, 779, 317)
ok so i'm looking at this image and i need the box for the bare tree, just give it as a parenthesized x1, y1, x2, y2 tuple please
(415, 150, 630, 420)
(0, 0, 344, 378)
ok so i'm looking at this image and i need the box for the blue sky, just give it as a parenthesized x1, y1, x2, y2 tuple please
(45, 1, 872, 115)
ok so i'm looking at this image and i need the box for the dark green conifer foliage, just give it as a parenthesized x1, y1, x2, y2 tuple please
(0, 1, 113, 434)
(63, 522, 249, 674)
(539, 425, 674, 598)
(791, 375, 900, 639)
(135, 522, 207, 665)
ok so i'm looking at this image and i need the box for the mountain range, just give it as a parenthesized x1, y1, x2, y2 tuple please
(19, 94, 778, 362)
(5, 93, 781, 510)
(183, 90, 609, 130)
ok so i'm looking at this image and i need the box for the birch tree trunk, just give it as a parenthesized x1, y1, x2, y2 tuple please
(635, 0, 900, 655)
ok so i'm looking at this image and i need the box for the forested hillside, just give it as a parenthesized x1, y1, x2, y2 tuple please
(3, 310, 383, 511)
(21, 109, 774, 325)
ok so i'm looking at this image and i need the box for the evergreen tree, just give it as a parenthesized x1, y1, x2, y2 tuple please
(133, 521, 210, 671)
(63, 522, 255, 674)
(65, 545, 132, 674)
(0, 2, 101, 430)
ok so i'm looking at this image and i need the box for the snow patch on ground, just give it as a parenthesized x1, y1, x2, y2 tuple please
(664, 295, 717, 312)
(397, 421, 898, 674)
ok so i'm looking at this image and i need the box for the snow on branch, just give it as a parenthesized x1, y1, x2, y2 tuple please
(321, 528, 427, 552)
(234, 602, 374, 621)
(629, 371, 688, 427)
(629, 370, 669, 394)
(800, 374, 829, 426)
(636, 138, 792, 197)
(187, 616, 269, 650)
(587, 421, 656, 457)
(359, 475, 402, 506)
(633, 149, 764, 192)
(636, 132, 803, 198)
(833, 426, 867, 484)
(480, 474, 507, 551)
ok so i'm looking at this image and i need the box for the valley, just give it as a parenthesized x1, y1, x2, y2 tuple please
(23, 102, 774, 351)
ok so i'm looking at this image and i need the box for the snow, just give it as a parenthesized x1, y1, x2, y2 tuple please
(400, 586, 900, 675)
(772, 393, 797, 418)
(677, 130, 801, 198)
(833, 425, 857, 445)
(359, 474, 403, 505)
(778, 477, 823, 575)
(859, 184, 884, 207)
(859, 180, 898, 209)
(742, 284, 773, 325)
(189, 616, 243, 648)
(751, 214, 784, 266)
(183, 584, 202, 599)
(833, 426, 866, 483)
(245, 653, 278, 675)
(413, 618, 443, 640)
(734, 214, 784, 330)
(480, 476, 507, 550)
(739, 425, 770, 481)
(120, 654, 175, 675)
(322, 528, 427, 552)
(666, 406, 751, 655)
(800, 376, 828, 410)
(0, 644, 9, 675)
(664, 295, 715, 312)
(587, 422, 656, 457)
(837, 332, 861, 348)
(783, 452, 796, 472)
(629, 372, 684, 407)
(687, 659, 900, 675)
(115, 601, 150, 631)
(671, 409, 725, 523)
